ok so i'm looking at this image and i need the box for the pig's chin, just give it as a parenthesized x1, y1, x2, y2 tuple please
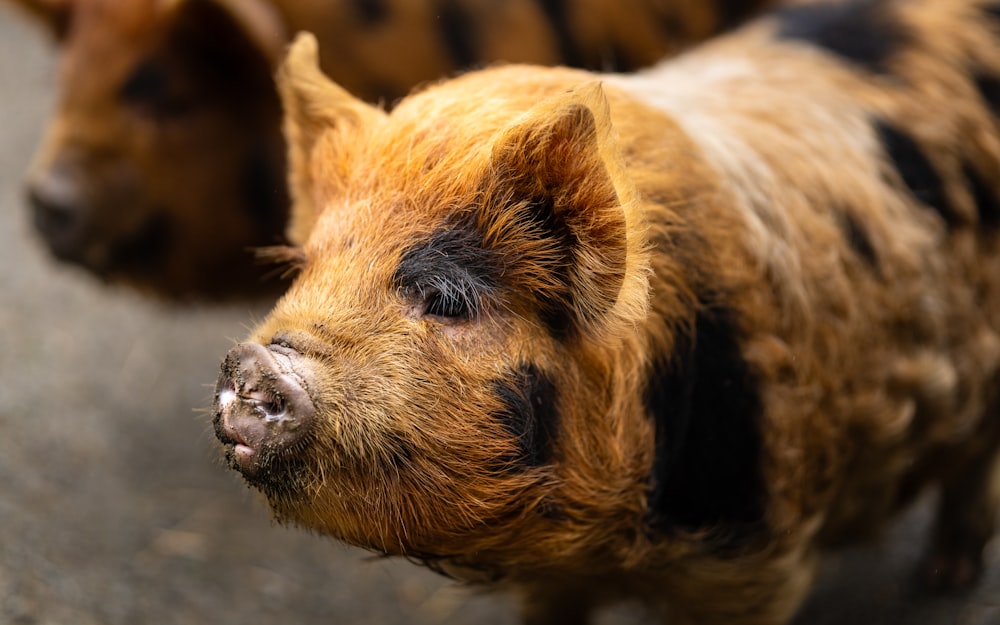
(217, 427, 337, 515)
(221, 438, 270, 480)
(222, 439, 313, 495)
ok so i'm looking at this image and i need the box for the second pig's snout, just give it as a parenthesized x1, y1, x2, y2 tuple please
(27, 166, 91, 263)
(213, 342, 315, 478)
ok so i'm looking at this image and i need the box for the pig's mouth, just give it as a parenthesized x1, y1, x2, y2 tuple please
(213, 342, 316, 482)
(104, 213, 173, 275)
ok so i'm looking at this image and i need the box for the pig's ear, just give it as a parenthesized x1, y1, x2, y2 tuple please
(162, 0, 286, 62)
(487, 82, 650, 341)
(277, 32, 386, 245)
(7, 0, 73, 40)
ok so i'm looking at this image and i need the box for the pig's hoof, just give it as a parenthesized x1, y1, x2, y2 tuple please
(213, 342, 315, 479)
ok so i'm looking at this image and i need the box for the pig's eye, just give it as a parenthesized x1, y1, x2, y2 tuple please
(120, 60, 195, 118)
(395, 238, 491, 322)
(423, 288, 472, 320)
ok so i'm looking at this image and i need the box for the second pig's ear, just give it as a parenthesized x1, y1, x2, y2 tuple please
(7, 0, 73, 40)
(277, 32, 387, 245)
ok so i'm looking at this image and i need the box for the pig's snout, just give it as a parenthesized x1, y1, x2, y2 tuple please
(214, 342, 316, 478)
(27, 169, 90, 262)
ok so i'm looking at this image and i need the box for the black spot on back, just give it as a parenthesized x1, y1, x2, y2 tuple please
(839, 212, 880, 270)
(974, 73, 1000, 119)
(353, 0, 389, 26)
(874, 119, 960, 228)
(538, 0, 585, 68)
(964, 162, 1000, 231)
(775, 0, 908, 75)
(493, 365, 559, 469)
(437, 1, 479, 69)
(645, 306, 767, 547)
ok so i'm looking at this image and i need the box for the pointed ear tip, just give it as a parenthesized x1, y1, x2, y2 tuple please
(576, 80, 606, 97)
(278, 31, 321, 87)
(577, 81, 610, 112)
(544, 81, 609, 127)
(286, 31, 319, 65)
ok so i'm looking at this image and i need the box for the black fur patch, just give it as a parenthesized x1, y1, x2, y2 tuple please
(538, 0, 584, 68)
(438, 1, 478, 69)
(354, 0, 389, 26)
(645, 306, 767, 545)
(493, 365, 559, 468)
(875, 119, 959, 228)
(775, 0, 908, 75)
(398, 195, 580, 336)
(840, 212, 880, 270)
(394, 219, 500, 319)
(974, 73, 1000, 119)
(964, 162, 1000, 231)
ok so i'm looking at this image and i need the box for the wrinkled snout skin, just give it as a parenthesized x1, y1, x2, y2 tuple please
(215, 3, 1000, 623)
(214, 342, 316, 483)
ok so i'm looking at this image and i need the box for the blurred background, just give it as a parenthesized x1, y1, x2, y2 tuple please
(0, 4, 998, 624)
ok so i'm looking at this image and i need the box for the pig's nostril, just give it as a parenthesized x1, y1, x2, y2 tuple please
(248, 392, 288, 422)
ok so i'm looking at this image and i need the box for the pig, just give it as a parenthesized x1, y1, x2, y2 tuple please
(8, 0, 772, 300)
(213, 0, 1000, 622)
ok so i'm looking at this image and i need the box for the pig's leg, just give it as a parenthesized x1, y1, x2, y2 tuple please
(922, 419, 1000, 592)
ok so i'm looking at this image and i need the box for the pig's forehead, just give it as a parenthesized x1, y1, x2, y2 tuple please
(308, 190, 472, 255)
(336, 132, 498, 215)
(305, 85, 545, 251)
(61, 0, 163, 78)
(72, 0, 162, 40)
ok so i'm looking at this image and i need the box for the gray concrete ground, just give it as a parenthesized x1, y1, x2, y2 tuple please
(0, 5, 997, 625)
